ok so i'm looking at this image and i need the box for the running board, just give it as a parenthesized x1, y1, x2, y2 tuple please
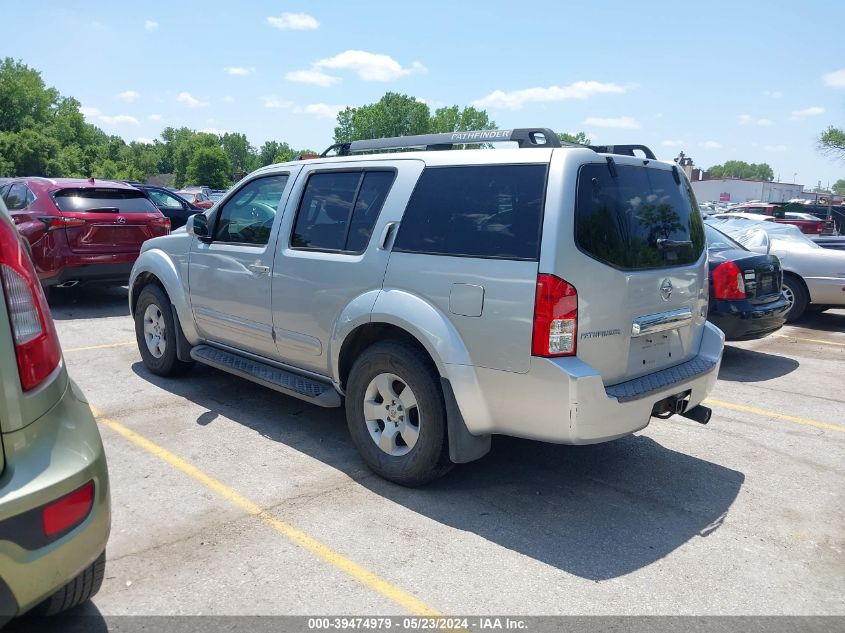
(190, 345, 341, 408)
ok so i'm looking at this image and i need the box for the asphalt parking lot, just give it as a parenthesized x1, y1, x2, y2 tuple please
(37, 287, 845, 617)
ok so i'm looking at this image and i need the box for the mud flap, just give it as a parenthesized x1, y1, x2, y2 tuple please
(441, 378, 491, 464)
(171, 305, 194, 363)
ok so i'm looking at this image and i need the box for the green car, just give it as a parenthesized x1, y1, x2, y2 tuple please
(0, 200, 110, 624)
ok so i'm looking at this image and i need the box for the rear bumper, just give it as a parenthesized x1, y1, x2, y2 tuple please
(42, 261, 135, 287)
(0, 380, 110, 619)
(448, 321, 724, 444)
(708, 295, 790, 340)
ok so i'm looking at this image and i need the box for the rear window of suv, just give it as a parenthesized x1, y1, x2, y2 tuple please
(575, 163, 705, 270)
(394, 164, 547, 260)
(53, 188, 159, 214)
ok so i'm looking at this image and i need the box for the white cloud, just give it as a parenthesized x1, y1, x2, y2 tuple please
(224, 66, 256, 76)
(701, 140, 722, 149)
(147, 114, 164, 121)
(79, 106, 139, 126)
(177, 92, 209, 108)
(117, 90, 140, 103)
(737, 114, 773, 126)
(790, 106, 825, 120)
(298, 103, 346, 119)
(661, 140, 685, 147)
(222, 96, 235, 103)
(263, 96, 294, 109)
(582, 116, 641, 129)
(267, 12, 319, 30)
(201, 127, 227, 135)
(314, 50, 426, 82)
(144, 20, 158, 30)
(762, 90, 783, 98)
(285, 69, 340, 87)
(472, 80, 628, 111)
(822, 68, 845, 88)
(764, 144, 787, 152)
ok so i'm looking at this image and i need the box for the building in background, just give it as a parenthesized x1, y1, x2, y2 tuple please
(691, 178, 804, 203)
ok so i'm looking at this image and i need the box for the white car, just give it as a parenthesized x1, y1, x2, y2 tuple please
(708, 218, 845, 321)
(712, 212, 776, 222)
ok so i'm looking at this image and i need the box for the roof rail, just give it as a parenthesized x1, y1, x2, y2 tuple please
(320, 128, 562, 157)
(588, 144, 656, 160)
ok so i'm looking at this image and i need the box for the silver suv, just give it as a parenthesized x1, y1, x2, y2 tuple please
(129, 129, 724, 486)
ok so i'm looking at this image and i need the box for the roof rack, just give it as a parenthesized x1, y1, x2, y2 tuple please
(319, 128, 656, 160)
(320, 128, 562, 157)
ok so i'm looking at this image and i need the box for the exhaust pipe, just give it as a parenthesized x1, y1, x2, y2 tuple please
(680, 405, 712, 425)
(56, 280, 79, 288)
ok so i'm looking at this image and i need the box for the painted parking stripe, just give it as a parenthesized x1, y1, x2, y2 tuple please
(64, 341, 136, 353)
(91, 407, 441, 617)
(704, 398, 845, 433)
(774, 334, 845, 347)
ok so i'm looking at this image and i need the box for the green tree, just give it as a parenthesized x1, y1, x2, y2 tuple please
(833, 178, 845, 195)
(334, 92, 431, 143)
(707, 160, 774, 181)
(429, 105, 496, 133)
(558, 131, 591, 145)
(0, 58, 58, 133)
(258, 140, 284, 166)
(221, 132, 257, 174)
(819, 126, 845, 160)
(185, 146, 231, 189)
(0, 129, 58, 175)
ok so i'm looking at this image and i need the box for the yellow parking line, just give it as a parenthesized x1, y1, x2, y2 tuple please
(704, 398, 845, 433)
(91, 407, 440, 616)
(775, 334, 845, 347)
(64, 341, 135, 353)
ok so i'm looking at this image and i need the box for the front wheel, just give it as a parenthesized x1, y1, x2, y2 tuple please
(345, 342, 451, 486)
(134, 285, 193, 376)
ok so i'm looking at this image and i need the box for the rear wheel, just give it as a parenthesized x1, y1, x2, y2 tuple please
(134, 284, 193, 376)
(781, 275, 808, 323)
(33, 551, 105, 615)
(345, 342, 451, 486)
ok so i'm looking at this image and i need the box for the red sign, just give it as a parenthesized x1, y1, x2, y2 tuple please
(719, 192, 731, 202)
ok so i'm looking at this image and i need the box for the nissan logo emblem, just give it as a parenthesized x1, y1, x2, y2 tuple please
(660, 278, 673, 301)
(116, 216, 126, 224)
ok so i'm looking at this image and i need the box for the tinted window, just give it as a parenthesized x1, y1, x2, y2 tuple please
(5, 184, 28, 210)
(147, 189, 185, 208)
(575, 164, 705, 270)
(213, 175, 288, 245)
(394, 165, 546, 260)
(292, 170, 395, 252)
(704, 225, 744, 251)
(53, 188, 159, 214)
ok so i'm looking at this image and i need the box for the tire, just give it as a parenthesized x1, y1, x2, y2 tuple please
(33, 550, 105, 615)
(134, 284, 193, 376)
(345, 341, 452, 486)
(782, 275, 809, 323)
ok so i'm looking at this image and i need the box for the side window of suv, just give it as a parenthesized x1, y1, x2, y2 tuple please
(393, 165, 547, 260)
(212, 174, 289, 245)
(4, 184, 29, 211)
(292, 170, 396, 253)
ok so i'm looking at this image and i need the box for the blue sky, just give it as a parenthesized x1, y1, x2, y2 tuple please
(5, 1, 844, 187)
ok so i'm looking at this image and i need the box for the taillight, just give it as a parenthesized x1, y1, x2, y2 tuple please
(42, 481, 95, 537)
(151, 216, 171, 233)
(0, 221, 62, 391)
(39, 216, 86, 230)
(712, 261, 746, 300)
(532, 274, 577, 357)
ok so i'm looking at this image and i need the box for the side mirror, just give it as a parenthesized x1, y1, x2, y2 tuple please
(187, 213, 211, 242)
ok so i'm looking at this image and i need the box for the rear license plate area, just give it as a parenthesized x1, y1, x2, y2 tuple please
(757, 273, 775, 296)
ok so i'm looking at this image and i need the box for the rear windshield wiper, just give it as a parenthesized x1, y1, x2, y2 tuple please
(74, 206, 120, 213)
(656, 238, 692, 250)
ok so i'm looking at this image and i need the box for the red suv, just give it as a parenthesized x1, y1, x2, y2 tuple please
(0, 178, 170, 290)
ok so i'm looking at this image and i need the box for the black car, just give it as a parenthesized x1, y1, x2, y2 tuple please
(705, 224, 790, 340)
(133, 185, 201, 229)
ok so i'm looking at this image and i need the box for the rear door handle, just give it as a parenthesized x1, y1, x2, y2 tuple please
(378, 222, 399, 250)
(248, 264, 270, 274)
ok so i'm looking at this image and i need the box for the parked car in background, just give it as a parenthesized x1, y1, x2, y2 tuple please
(781, 211, 834, 235)
(704, 224, 789, 339)
(181, 185, 212, 199)
(134, 185, 201, 230)
(0, 199, 111, 625)
(713, 212, 776, 223)
(129, 128, 723, 486)
(707, 218, 845, 321)
(811, 235, 845, 251)
(0, 178, 170, 291)
(174, 190, 214, 209)
(209, 190, 226, 204)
